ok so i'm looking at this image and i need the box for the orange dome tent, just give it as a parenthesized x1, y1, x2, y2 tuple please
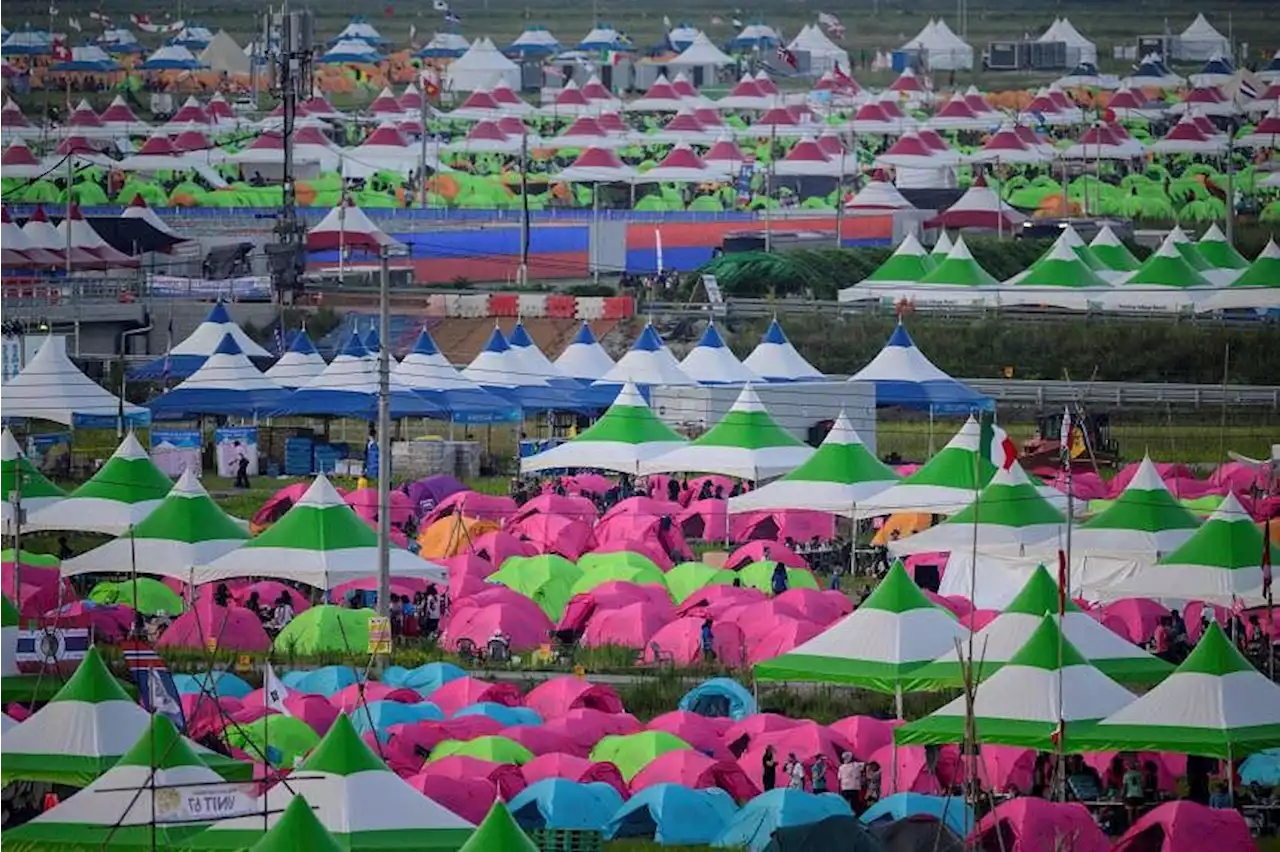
(417, 515, 500, 558)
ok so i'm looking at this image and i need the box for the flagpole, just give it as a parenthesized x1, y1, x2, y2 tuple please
(1055, 406, 1073, 801)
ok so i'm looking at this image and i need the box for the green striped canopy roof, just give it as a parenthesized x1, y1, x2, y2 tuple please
(1069, 624, 1280, 759)
(1228, 238, 1280, 288)
(896, 616, 1137, 750)
(1122, 234, 1212, 288)
(754, 561, 968, 693)
(0, 428, 66, 531)
(1166, 225, 1214, 271)
(906, 565, 1172, 689)
(863, 233, 936, 283)
(1079, 456, 1200, 535)
(1014, 239, 1111, 288)
(249, 797, 344, 852)
(1196, 223, 1249, 269)
(918, 236, 1000, 287)
(1089, 225, 1142, 272)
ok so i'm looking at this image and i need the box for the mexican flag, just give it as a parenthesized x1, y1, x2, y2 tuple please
(979, 414, 1017, 471)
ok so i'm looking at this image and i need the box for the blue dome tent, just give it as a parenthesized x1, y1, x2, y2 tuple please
(606, 783, 738, 846)
(678, 678, 758, 720)
(861, 793, 975, 837)
(714, 789, 852, 852)
(509, 779, 623, 831)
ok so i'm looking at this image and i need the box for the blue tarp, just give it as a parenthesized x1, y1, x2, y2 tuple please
(348, 699, 445, 741)
(172, 671, 252, 698)
(847, 323, 993, 413)
(382, 661, 466, 697)
(714, 789, 852, 852)
(509, 779, 623, 831)
(280, 665, 362, 696)
(679, 678, 758, 721)
(861, 793, 975, 837)
(607, 783, 738, 846)
(452, 702, 543, 727)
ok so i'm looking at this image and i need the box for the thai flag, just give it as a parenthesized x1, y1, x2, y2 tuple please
(121, 640, 187, 731)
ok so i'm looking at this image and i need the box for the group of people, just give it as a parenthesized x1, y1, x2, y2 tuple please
(760, 745, 884, 814)
(212, 583, 297, 632)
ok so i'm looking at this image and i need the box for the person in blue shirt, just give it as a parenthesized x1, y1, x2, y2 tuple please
(770, 563, 789, 596)
(700, 618, 715, 663)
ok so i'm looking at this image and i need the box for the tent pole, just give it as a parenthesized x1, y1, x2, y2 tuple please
(376, 247, 391, 620)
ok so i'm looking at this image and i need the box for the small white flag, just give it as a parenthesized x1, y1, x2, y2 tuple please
(264, 663, 292, 716)
(68, 17, 81, 31)
(663, 15, 672, 29)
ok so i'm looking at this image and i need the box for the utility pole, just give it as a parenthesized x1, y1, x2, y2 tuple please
(375, 247, 392, 619)
(519, 131, 530, 286)
(265, 6, 313, 303)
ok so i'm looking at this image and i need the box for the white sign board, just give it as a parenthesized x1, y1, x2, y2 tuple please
(154, 785, 259, 824)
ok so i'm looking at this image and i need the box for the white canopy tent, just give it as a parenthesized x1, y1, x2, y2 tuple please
(2, 336, 149, 427)
(1176, 14, 1232, 62)
(446, 37, 521, 93)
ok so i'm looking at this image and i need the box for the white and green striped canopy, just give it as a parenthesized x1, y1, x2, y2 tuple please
(1, 646, 152, 786)
(918, 236, 1000, 288)
(896, 615, 1136, 750)
(754, 562, 968, 693)
(890, 461, 1065, 557)
(192, 474, 447, 588)
(1070, 624, 1280, 760)
(189, 714, 474, 850)
(519, 381, 687, 475)
(1056, 225, 1110, 273)
(1101, 492, 1266, 605)
(4, 715, 229, 852)
(855, 416, 996, 517)
(1011, 239, 1112, 289)
(1088, 225, 1141, 272)
(62, 469, 249, 581)
(1196, 224, 1249, 270)
(1200, 238, 1280, 311)
(726, 410, 899, 516)
(638, 384, 814, 481)
(1, 427, 66, 534)
(1120, 234, 1212, 289)
(862, 233, 936, 285)
(1166, 225, 1214, 272)
(907, 565, 1172, 689)
(1065, 456, 1200, 556)
(25, 432, 173, 535)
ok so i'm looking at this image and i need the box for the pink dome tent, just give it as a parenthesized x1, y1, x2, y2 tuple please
(647, 711, 733, 759)
(524, 676, 625, 719)
(677, 498, 730, 541)
(3, 558, 77, 617)
(157, 599, 272, 652)
(424, 491, 518, 525)
(730, 511, 834, 545)
(442, 601, 554, 652)
(969, 798, 1108, 852)
(737, 723, 854, 791)
(676, 585, 765, 619)
(868, 742, 957, 794)
(498, 725, 584, 757)
(748, 618, 824, 664)
(643, 618, 747, 668)
(412, 754, 527, 798)
(1113, 801, 1253, 852)
(508, 513, 596, 560)
(428, 676, 523, 716)
(587, 539, 676, 572)
(329, 681, 424, 710)
(511, 494, 598, 524)
(772, 588, 852, 623)
(723, 713, 805, 756)
(521, 753, 630, 799)
(724, 540, 806, 570)
(343, 488, 413, 526)
(232, 581, 309, 613)
(560, 582, 674, 634)
(581, 601, 673, 649)
(466, 530, 535, 566)
(1098, 598, 1170, 644)
(408, 773, 496, 824)
(630, 750, 760, 802)
(827, 716, 902, 759)
(540, 709, 642, 752)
